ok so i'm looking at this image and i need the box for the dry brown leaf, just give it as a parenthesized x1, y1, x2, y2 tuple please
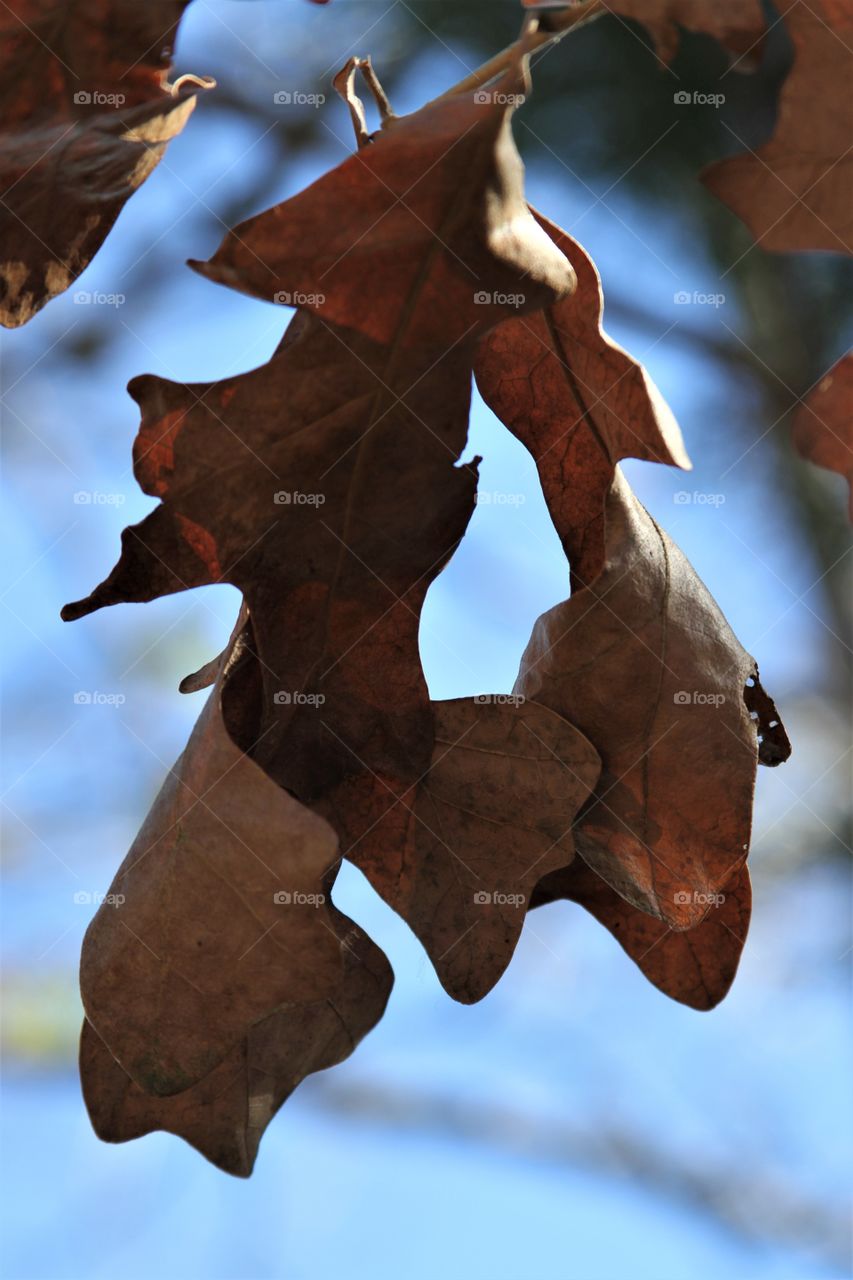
(703, 0, 853, 253)
(476, 208, 690, 589)
(80, 906, 392, 1177)
(220, 624, 601, 1003)
(81, 645, 346, 1098)
(188, 77, 575, 346)
(63, 310, 480, 810)
(532, 857, 751, 1009)
(0, 1, 212, 327)
(341, 694, 601, 1004)
(516, 469, 789, 930)
(792, 352, 853, 517)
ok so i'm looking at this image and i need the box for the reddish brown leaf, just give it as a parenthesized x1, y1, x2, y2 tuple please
(80, 906, 392, 1177)
(703, 0, 853, 253)
(476, 208, 690, 589)
(0, 1, 212, 327)
(532, 857, 752, 1009)
(515, 470, 789, 930)
(792, 353, 853, 518)
(63, 310, 479, 807)
(188, 79, 575, 346)
(81, 646, 346, 1098)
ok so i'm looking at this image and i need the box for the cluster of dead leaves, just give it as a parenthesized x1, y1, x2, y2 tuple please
(3, 0, 851, 330)
(52, 25, 799, 1174)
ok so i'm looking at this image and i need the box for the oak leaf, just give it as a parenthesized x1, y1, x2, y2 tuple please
(476, 208, 690, 589)
(703, 0, 853, 253)
(188, 78, 575, 346)
(532, 857, 751, 1009)
(80, 646, 346, 1098)
(63, 311, 479, 807)
(80, 904, 392, 1177)
(220, 622, 601, 1003)
(515, 470, 789, 930)
(344, 694, 601, 1004)
(0, 1, 212, 327)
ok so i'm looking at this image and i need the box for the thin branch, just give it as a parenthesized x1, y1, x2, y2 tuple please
(431, 1, 606, 104)
(305, 1077, 850, 1272)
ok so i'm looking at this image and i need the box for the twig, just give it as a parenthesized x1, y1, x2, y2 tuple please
(431, 0, 606, 104)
